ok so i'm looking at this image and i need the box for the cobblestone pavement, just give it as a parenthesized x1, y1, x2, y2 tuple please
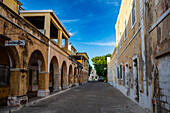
(13, 82, 147, 113)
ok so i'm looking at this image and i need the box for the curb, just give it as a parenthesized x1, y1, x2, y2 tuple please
(10, 88, 73, 112)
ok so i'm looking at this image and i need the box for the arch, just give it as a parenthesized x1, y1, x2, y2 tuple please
(27, 50, 46, 98)
(28, 50, 46, 71)
(0, 45, 11, 105)
(49, 56, 59, 92)
(0, 40, 20, 105)
(61, 61, 67, 89)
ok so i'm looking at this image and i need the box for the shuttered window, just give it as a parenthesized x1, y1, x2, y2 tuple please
(131, 0, 136, 28)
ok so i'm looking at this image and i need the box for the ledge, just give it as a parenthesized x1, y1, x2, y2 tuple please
(155, 48, 170, 59)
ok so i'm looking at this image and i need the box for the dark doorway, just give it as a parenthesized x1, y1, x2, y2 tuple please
(133, 58, 139, 102)
(27, 50, 45, 99)
(61, 61, 67, 89)
(0, 45, 10, 106)
(49, 62, 54, 92)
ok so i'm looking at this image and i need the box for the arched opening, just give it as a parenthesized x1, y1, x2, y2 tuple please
(0, 38, 21, 106)
(68, 65, 73, 87)
(49, 56, 59, 92)
(0, 45, 10, 106)
(27, 50, 45, 98)
(61, 61, 67, 89)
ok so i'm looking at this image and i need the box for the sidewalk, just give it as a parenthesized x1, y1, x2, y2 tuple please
(0, 86, 78, 113)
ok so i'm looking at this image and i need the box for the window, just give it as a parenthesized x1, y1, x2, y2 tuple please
(115, 63, 117, 77)
(32, 70, 38, 85)
(120, 39, 122, 48)
(117, 67, 119, 79)
(123, 65, 125, 85)
(124, 19, 127, 40)
(116, 46, 119, 53)
(120, 64, 123, 80)
(120, 32, 122, 48)
(0, 65, 10, 86)
(131, 0, 136, 28)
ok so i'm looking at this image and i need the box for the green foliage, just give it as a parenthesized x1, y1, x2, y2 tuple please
(91, 54, 111, 77)
(88, 64, 92, 76)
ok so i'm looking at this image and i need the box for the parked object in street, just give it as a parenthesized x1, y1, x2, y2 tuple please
(98, 76, 104, 82)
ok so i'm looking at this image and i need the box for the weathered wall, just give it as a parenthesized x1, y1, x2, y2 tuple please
(145, 0, 170, 112)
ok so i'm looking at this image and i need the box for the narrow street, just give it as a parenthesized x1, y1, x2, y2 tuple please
(13, 82, 147, 113)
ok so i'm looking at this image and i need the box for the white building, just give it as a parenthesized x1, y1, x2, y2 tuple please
(88, 69, 98, 81)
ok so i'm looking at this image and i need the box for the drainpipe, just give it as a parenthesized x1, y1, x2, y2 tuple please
(140, 0, 146, 95)
(48, 41, 50, 73)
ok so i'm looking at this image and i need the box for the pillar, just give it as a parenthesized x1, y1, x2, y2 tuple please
(58, 30, 62, 48)
(58, 73, 62, 90)
(64, 38, 68, 51)
(7, 68, 28, 106)
(37, 72, 50, 97)
(44, 14, 51, 38)
(63, 74, 68, 89)
(53, 73, 60, 91)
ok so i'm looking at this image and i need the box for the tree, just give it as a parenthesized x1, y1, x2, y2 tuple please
(88, 64, 92, 76)
(91, 54, 111, 77)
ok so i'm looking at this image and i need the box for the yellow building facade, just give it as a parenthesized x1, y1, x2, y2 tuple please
(0, 0, 89, 106)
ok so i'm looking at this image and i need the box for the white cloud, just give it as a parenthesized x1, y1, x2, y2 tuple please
(106, 1, 119, 6)
(61, 19, 79, 23)
(82, 41, 116, 46)
(69, 31, 77, 36)
(69, 32, 74, 36)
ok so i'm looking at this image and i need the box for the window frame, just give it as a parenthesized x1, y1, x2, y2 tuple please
(124, 18, 127, 41)
(120, 63, 123, 80)
(131, 0, 136, 29)
(117, 66, 119, 79)
(116, 45, 119, 53)
(120, 32, 122, 48)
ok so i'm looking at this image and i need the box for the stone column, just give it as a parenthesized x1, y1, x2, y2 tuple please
(37, 72, 50, 97)
(63, 74, 68, 89)
(53, 73, 60, 91)
(58, 30, 62, 48)
(69, 75, 74, 87)
(64, 39, 68, 51)
(58, 73, 62, 90)
(44, 13, 51, 38)
(7, 68, 28, 106)
(68, 75, 71, 87)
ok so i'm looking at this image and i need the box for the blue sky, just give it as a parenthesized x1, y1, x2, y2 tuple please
(20, 0, 122, 67)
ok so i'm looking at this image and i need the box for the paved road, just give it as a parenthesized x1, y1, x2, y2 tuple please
(14, 82, 147, 113)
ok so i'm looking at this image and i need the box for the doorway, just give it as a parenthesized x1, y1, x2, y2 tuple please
(133, 58, 139, 102)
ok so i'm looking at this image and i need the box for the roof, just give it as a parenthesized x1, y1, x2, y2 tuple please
(76, 52, 89, 59)
(69, 44, 77, 51)
(20, 10, 70, 38)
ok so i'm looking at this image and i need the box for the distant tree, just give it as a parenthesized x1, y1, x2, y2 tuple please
(91, 54, 111, 77)
(88, 64, 92, 76)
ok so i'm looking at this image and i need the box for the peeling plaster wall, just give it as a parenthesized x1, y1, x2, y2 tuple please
(145, 0, 170, 112)
(157, 55, 170, 112)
